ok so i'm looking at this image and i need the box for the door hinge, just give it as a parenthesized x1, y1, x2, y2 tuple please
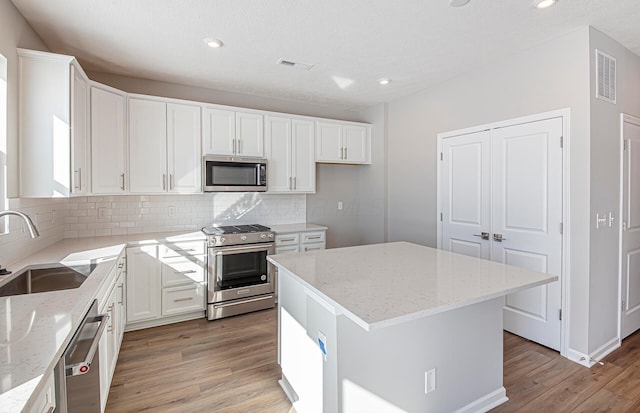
(560, 136, 563, 148)
(560, 223, 563, 234)
(440, 212, 443, 222)
(440, 152, 443, 161)
(559, 308, 562, 321)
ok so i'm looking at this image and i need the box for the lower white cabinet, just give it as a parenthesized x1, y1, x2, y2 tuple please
(27, 371, 55, 413)
(126, 241, 205, 329)
(98, 252, 126, 411)
(275, 229, 326, 254)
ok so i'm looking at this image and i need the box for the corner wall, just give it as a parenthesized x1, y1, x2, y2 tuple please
(587, 27, 640, 354)
(0, 0, 67, 267)
(386, 27, 592, 355)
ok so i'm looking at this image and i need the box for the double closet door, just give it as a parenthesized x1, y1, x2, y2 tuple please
(440, 116, 563, 351)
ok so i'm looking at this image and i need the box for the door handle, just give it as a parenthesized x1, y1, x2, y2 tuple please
(473, 232, 490, 240)
(120, 173, 125, 190)
(493, 233, 506, 242)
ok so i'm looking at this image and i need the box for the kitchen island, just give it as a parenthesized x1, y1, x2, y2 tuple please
(267, 242, 557, 413)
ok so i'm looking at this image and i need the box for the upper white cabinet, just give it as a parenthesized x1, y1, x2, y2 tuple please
(91, 83, 127, 194)
(316, 121, 370, 164)
(265, 116, 315, 193)
(18, 49, 90, 197)
(128, 97, 201, 193)
(202, 107, 264, 157)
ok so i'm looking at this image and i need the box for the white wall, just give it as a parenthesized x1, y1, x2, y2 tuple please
(0, 0, 68, 267)
(386, 27, 592, 355)
(588, 27, 640, 353)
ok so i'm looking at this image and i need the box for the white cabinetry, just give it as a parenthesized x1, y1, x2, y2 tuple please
(126, 241, 205, 330)
(265, 116, 315, 193)
(97, 252, 126, 411)
(316, 121, 370, 164)
(128, 97, 201, 194)
(91, 84, 127, 194)
(18, 49, 90, 197)
(275, 227, 326, 254)
(26, 371, 55, 413)
(202, 107, 264, 157)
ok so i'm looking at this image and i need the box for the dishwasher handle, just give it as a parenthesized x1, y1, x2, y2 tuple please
(65, 313, 109, 376)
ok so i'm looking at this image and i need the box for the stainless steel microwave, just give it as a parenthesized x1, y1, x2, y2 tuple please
(203, 156, 268, 192)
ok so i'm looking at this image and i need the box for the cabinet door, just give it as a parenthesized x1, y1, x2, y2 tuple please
(129, 98, 168, 193)
(91, 86, 126, 194)
(70, 64, 89, 195)
(202, 108, 235, 155)
(126, 246, 160, 323)
(236, 112, 264, 157)
(265, 116, 292, 192)
(167, 103, 201, 193)
(315, 121, 342, 162)
(292, 119, 315, 192)
(343, 125, 369, 164)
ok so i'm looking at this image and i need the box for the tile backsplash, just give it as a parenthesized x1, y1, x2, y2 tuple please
(0, 198, 68, 267)
(64, 193, 306, 238)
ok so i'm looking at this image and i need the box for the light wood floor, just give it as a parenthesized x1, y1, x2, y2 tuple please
(106, 308, 640, 412)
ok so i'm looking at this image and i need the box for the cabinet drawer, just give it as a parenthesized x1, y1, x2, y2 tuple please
(162, 284, 205, 316)
(275, 245, 300, 255)
(275, 233, 299, 246)
(161, 256, 206, 287)
(160, 241, 205, 258)
(301, 242, 325, 252)
(302, 231, 325, 244)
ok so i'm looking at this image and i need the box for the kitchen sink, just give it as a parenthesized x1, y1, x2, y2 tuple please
(0, 264, 95, 297)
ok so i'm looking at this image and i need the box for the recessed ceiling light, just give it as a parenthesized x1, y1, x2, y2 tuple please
(535, 0, 557, 9)
(204, 38, 223, 48)
(378, 78, 391, 85)
(449, 0, 471, 6)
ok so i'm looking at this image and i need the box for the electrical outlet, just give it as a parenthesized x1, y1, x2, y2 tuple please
(168, 206, 177, 217)
(425, 368, 436, 394)
(337, 201, 343, 211)
(98, 207, 107, 218)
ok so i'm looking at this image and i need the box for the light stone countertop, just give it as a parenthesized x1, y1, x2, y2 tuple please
(0, 231, 205, 413)
(269, 223, 327, 233)
(268, 241, 557, 331)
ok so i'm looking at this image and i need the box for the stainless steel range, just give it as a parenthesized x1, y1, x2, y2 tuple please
(202, 224, 276, 320)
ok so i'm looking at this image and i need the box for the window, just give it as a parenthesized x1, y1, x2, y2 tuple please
(0, 53, 7, 233)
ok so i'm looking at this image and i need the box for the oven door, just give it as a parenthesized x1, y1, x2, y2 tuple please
(208, 243, 275, 303)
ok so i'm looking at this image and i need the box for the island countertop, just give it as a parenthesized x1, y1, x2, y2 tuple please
(268, 241, 557, 331)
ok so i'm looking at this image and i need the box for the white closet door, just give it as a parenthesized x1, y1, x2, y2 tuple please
(621, 116, 640, 339)
(441, 130, 491, 259)
(492, 117, 563, 351)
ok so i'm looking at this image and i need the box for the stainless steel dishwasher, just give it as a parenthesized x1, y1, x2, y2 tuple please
(55, 299, 109, 413)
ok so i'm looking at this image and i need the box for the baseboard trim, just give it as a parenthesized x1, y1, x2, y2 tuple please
(278, 374, 299, 404)
(125, 311, 204, 331)
(453, 387, 508, 413)
(590, 336, 620, 364)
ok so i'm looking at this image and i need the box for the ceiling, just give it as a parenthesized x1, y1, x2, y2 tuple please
(10, 0, 640, 110)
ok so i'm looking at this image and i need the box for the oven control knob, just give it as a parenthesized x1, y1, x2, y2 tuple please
(260, 234, 266, 239)
(268, 233, 274, 238)
(261, 275, 267, 281)
(219, 237, 225, 244)
(241, 235, 247, 241)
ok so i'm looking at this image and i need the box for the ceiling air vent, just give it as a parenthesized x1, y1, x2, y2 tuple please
(277, 58, 313, 71)
(596, 49, 616, 104)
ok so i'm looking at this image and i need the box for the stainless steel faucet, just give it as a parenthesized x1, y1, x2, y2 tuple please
(0, 210, 40, 238)
(0, 210, 40, 276)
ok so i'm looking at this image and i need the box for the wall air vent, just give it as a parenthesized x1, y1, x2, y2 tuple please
(596, 49, 616, 104)
(277, 58, 314, 71)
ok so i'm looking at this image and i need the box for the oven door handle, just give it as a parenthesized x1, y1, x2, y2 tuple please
(210, 243, 275, 255)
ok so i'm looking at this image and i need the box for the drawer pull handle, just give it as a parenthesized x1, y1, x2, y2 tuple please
(307, 236, 321, 240)
(173, 297, 194, 303)
(280, 238, 295, 242)
(177, 270, 197, 274)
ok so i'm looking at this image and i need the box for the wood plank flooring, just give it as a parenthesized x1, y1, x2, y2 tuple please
(106, 308, 640, 412)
